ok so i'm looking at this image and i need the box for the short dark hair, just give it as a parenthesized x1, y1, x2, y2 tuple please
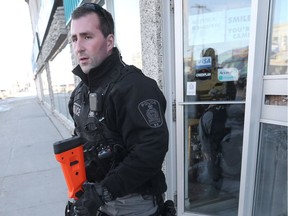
(71, 3, 114, 37)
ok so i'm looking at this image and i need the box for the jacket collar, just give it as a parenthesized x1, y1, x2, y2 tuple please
(72, 47, 125, 88)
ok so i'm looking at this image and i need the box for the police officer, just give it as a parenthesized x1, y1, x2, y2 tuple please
(68, 3, 169, 216)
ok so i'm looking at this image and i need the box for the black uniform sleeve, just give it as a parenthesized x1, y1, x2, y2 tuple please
(102, 71, 169, 198)
(68, 89, 76, 119)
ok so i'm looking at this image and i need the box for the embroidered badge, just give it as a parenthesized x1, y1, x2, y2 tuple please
(138, 99, 163, 128)
(73, 102, 81, 116)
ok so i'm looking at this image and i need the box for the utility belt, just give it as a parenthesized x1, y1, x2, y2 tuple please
(64, 195, 176, 216)
(95, 201, 176, 216)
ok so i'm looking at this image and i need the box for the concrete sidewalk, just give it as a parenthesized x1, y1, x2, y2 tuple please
(0, 96, 73, 215)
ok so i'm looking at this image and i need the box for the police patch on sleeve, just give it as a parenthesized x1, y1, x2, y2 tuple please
(73, 102, 81, 117)
(138, 99, 163, 128)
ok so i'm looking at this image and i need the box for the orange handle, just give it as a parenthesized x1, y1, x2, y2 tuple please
(54, 137, 86, 199)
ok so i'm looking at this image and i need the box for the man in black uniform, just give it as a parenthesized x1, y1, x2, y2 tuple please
(68, 3, 169, 216)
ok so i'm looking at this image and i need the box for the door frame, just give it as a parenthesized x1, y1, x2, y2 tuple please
(173, 0, 287, 215)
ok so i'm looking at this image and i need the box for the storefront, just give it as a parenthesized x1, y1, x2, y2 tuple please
(173, 0, 287, 215)
(27, 0, 287, 215)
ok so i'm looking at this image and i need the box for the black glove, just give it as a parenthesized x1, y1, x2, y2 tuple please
(73, 182, 104, 216)
(65, 201, 76, 216)
(163, 200, 177, 216)
(73, 204, 89, 216)
(84, 143, 112, 182)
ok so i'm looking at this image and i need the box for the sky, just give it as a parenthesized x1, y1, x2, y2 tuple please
(0, 0, 33, 90)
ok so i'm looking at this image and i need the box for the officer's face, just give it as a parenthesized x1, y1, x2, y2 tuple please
(71, 13, 114, 74)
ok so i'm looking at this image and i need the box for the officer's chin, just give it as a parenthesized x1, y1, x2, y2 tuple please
(80, 65, 91, 74)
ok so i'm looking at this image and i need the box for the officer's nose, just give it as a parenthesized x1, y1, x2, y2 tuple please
(74, 39, 85, 54)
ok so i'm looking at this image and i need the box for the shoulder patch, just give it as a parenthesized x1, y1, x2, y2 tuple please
(73, 102, 81, 117)
(138, 99, 163, 128)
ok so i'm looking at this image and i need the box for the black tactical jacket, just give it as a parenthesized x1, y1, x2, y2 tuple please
(68, 48, 169, 199)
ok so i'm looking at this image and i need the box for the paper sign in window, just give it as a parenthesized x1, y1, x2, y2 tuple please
(187, 82, 196, 96)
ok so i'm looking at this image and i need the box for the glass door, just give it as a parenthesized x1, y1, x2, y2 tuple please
(175, 0, 251, 215)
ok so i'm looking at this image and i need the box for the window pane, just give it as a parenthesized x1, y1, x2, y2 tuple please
(253, 124, 287, 216)
(41, 69, 50, 105)
(50, 45, 74, 120)
(114, 0, 142, 69)
(266, 0, 288, 75)
(265, 95, 288, 106)
(183, 0, 250, 102)
(184, 103, 245, 215)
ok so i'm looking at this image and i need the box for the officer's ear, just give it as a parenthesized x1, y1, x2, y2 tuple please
(106, 34, 114, 52)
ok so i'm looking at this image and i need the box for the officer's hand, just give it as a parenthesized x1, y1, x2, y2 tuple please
(73, 204, 89, 216)
(74, 182, 104, 216)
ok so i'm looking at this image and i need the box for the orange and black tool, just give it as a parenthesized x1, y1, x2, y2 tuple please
(53, 136, 86, 199)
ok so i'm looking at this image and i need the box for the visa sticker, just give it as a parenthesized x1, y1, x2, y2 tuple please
(195, 57, 212, 69)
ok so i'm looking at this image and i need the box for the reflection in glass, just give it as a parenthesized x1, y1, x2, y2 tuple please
(265, 95, 288, 106)
(184, 103, 245, 215)
(253, 124, 287, 216)
(266, 0, 288, 75)
(183, 0, 250, 103)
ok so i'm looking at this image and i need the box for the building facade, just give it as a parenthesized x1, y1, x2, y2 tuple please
(26, 0, 287, 215)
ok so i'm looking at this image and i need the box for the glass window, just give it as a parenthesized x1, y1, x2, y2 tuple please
(184, 104, 245, 215)
(266, 0, 288, 75)
(113, 0, 142, 69)
(183, 0, 250, 102)
(41, 69, 50, 105)
(182, 0, 251, 215)
(253, 124, 287, 216)
(265, 95, 288, 106)
(49, 45, 74, 120)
